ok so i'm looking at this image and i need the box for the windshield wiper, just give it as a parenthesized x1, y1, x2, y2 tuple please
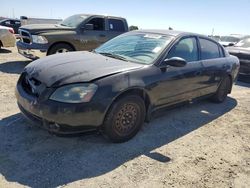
(99, 52, 129, 62)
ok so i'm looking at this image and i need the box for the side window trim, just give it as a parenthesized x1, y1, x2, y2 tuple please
(219, 45, 225, 58)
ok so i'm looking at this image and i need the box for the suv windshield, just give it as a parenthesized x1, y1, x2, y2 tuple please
(220, 36, 240, 43)
(60, 15, 88, 28)
(95, 33, 173, 64)
(234, 38, 250, 48)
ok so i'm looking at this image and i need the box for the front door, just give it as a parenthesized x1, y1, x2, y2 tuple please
(79, 17, 107, 51)
(155, 37, 204, 106)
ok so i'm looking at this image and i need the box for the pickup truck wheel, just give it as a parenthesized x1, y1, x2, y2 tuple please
(210, 76, 231, 103)
(48, 43, 74, 55)
(102, 95, 146, 143)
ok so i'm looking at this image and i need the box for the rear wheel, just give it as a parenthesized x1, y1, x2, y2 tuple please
(48, 43, 74, 55)
(102, 95, 146, 143)
(211, 76, 231, 103)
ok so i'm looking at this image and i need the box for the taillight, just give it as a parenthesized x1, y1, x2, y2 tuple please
(8, 28, 14, 34)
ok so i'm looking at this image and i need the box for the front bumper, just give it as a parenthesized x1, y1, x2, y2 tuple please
(15, 80, 109, 134)
(16, 40, 48, 60)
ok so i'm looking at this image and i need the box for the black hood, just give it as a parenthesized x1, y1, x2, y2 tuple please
(20, 24, 74, 34)
(24, 51, 144, 87)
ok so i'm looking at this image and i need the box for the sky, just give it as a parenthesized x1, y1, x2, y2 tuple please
(1, 0, 250, 36)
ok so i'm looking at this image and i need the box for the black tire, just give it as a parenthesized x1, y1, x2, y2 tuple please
(211, 76, 231, 103)
(102, 95, 146, 143)
(48, 43, 74, 55)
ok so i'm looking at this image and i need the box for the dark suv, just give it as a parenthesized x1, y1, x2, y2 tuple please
(0, 19, 21, 34)
(16, 14, 128, 59)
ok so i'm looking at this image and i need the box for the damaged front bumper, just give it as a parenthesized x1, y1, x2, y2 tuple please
(16, 40, 48, 60)
(15, 76, 109, 134)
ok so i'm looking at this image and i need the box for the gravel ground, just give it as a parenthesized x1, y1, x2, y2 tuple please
(0, 47, 250, 188)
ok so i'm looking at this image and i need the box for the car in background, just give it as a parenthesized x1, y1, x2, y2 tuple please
(219, 35, 242, 47)
(0, 19, 21, 34)
(0, 25, 16, 49)
(16, 30, 239, 142)
(208, 35, 220, 42)
(227, 37, 250, 82)
(16, 14, 129, 60)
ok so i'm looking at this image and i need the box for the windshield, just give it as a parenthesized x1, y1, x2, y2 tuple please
(220, 36, 240, 43)
(234, 38, 250, 48)
(60, 15, 88, 28)
(95, 33, 173, 64)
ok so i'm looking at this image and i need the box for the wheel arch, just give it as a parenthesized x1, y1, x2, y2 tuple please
(47, 41, 76, 55)
(104, 87, 152, 122)
(227, 73, 233, 93)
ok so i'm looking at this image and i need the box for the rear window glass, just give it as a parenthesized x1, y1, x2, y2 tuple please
(200, 38, 220, 60)
(108, 19, 125, 32)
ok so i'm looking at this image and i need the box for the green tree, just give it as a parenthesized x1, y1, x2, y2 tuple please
(129, 25, 139, 31)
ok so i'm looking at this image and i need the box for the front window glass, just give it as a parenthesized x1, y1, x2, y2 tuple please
(167, 37, 198, 62)
(234, 38, 250, 48)
(95, 33, 173, 64)
(60, 15, 88, 28)
(86, 18, 105, 31)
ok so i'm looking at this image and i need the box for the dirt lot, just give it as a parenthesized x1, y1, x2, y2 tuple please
(0, 47, 250, 188)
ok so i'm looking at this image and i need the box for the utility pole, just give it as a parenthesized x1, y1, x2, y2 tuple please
(50, 8, 52, 18)
(12, 8, 15, 18)
(211, 28, 214, 36)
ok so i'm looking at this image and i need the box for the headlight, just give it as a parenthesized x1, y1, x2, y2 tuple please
(32, 35, 48, 44)
(50, 84, 98, 103)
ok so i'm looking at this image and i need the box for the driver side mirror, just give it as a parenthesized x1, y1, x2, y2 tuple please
(82, 23, 94, 30)
(162, 57, 187, 67)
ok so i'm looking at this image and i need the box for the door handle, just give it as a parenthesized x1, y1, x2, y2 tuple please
(99, 34, 106, 37)
(222, 64, 227, 69)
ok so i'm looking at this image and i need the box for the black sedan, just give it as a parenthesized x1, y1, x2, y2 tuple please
(227, 37, 250, 83)
(15, 30, 240, 142)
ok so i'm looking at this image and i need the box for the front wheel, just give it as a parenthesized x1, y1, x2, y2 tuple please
(211, 76, 231, 103)
(48, 43, 74, 55)
(102, 95, 146, 143)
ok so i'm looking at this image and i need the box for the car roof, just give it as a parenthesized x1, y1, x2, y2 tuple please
(0, 18, 20, 22)
(74, 14, 126, 20)
(132, 29, 206, 38)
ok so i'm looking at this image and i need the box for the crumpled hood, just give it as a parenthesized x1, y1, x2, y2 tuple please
(20, 24, 73, 34)
(24, 51, 144, 87)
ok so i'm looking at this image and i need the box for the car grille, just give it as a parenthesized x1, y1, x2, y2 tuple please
(19, 29, 32, 44)
(21, 73, 45, 97)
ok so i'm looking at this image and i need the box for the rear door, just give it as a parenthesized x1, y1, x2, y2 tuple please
(198, 38, 227, 95)
(155, 36, 204, 106)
